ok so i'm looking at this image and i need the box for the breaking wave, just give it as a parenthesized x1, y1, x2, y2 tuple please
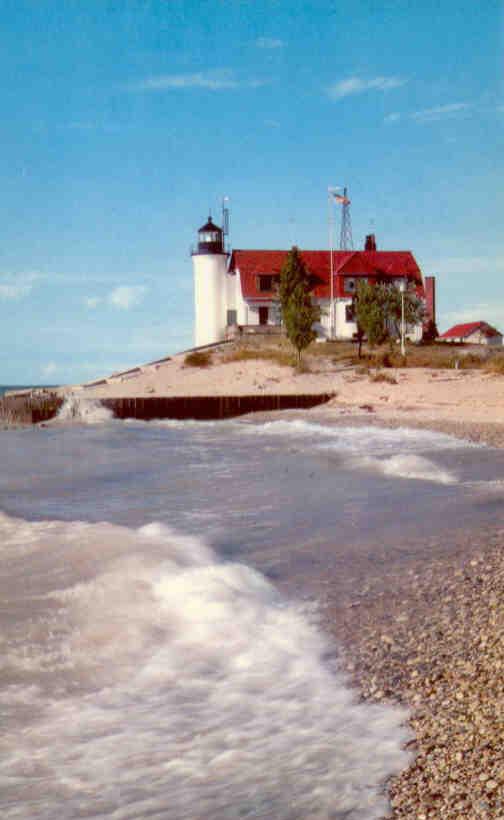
(53, 394, 114, 424)
(0, 511, 412, 820)
(247, 418, 470, 455)
(357, 453, 457, 484)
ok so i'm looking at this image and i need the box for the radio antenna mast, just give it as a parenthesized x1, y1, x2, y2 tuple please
(222, 196, 230, 251)
(339, 187, 353, 251)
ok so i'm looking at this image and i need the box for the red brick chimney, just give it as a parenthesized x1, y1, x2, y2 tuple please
(424, 276, 436, 326)
(364, 234, 377, 251)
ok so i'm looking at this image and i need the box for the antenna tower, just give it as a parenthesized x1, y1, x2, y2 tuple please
(222, 196, 230, 251)
(339, 187, 353, 250)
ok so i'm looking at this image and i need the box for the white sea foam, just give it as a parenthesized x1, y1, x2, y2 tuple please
(0, 511, 412, 819)
(357, 453, 457, 484)
(248, 418, 469, 455)
(52, 394, 114, 424)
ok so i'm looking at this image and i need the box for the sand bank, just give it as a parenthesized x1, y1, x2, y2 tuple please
(66, 346, 504, 444)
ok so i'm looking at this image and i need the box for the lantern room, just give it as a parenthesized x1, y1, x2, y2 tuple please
(195, 216, 224, 254)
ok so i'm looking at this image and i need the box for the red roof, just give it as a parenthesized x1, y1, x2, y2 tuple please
(439, 321, 501, 340)
(229, 249, 423, 300)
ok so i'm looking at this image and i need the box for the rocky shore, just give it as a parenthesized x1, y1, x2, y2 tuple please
(318, 518, 504, 819)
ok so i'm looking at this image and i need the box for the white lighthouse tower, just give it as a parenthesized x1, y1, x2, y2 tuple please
(192, 215, 228, 347)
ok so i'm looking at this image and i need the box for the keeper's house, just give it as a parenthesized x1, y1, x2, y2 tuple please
(192, 216, 435, 348)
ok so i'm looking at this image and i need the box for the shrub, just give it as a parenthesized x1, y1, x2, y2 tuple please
(449, 352, 485, 370)
(294, 359, 311, 374)
(486, 355, 504, 374)
(372, 350, 393, 368)
(184, 350, 212, 368)
(223, 348, 294, 368)
(370, 370, 397, 384)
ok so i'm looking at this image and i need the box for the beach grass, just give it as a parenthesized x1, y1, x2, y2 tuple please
(223, 346, 296, 368)
(184, 350, 213, 368)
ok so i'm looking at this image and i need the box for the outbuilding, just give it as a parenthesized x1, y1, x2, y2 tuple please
(438, 321, 503, 346)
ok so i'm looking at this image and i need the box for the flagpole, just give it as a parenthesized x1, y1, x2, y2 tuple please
(328, 188, 335, 339)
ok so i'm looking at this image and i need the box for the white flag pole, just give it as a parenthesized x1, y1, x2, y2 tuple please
(328, 188, 339, 339)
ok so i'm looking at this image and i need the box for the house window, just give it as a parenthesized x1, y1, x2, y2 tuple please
(345, 303, 355, 323)
(344, 277, 356, 294)
(227, 309, 237, 326)
(258, 275, 273, 292)
(259, 306, 269, 325)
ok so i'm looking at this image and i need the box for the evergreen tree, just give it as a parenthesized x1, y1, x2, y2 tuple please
(354, 281, 388, 349)
(279, 247, 321, 365)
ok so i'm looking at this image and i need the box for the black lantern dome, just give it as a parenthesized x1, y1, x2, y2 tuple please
(196, 216, 224, 254)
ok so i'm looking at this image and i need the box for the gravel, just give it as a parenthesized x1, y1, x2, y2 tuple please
(315, 414, 504, 818)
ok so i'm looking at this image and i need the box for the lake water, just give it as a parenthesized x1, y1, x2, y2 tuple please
(2, 399, 504, 819)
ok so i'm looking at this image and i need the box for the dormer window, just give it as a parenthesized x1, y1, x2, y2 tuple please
(258, 275, 273, 292)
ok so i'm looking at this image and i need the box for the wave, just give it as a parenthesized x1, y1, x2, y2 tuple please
(0, 511, 412, 819)
(51, 394, 114, 425)
(246, 418, 471, 455)
(356, 453, 457, 484)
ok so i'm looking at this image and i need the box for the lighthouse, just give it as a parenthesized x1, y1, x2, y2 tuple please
(192, 216, 228, 347)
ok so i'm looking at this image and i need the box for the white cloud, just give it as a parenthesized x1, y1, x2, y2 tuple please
(411, 102, 470, 122)
(384, 112, 401, 124)
(0, 272, 39, 300)
(85, 296, 102, 309)
(127, 71, 267, 92)
(255, 37, 284, 49)
(328, 75, 407, 100)
(108, 285, 147, 310)
(0, 283, 31, 300)
(41, 361, 58, 377)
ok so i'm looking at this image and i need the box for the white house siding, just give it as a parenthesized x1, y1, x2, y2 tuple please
(225, 272, 236, 312)
(466, 330, 503, 346)
(407, 324, 423, 343)
(313, 298, 355, 339)
(234, 271, 249, 326)
(335, 299, 357, 339)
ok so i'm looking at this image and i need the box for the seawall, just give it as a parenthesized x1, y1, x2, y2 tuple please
(1, 393, 335, 424)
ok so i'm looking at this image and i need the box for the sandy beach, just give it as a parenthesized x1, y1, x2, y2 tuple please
(71, 344, 504, 444)
(61, 345, 504, 818)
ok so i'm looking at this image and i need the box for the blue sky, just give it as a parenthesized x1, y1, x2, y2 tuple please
(1, 0, 503, 384)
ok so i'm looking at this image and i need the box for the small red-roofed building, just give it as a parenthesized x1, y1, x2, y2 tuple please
(191, 219, 435, 347)
(438, 321, 503, 346)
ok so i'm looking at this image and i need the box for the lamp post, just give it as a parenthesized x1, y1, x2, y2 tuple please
(399, 280, 406, 357)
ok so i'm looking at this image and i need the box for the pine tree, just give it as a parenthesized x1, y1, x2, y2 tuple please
(354, 281, 388, 348)
(279, 247, 321, 365)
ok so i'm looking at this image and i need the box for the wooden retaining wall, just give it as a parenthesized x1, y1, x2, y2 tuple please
(100, 394, 334, 421)
(0, 393, 63, 425)
(1, 393, 334, 424)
